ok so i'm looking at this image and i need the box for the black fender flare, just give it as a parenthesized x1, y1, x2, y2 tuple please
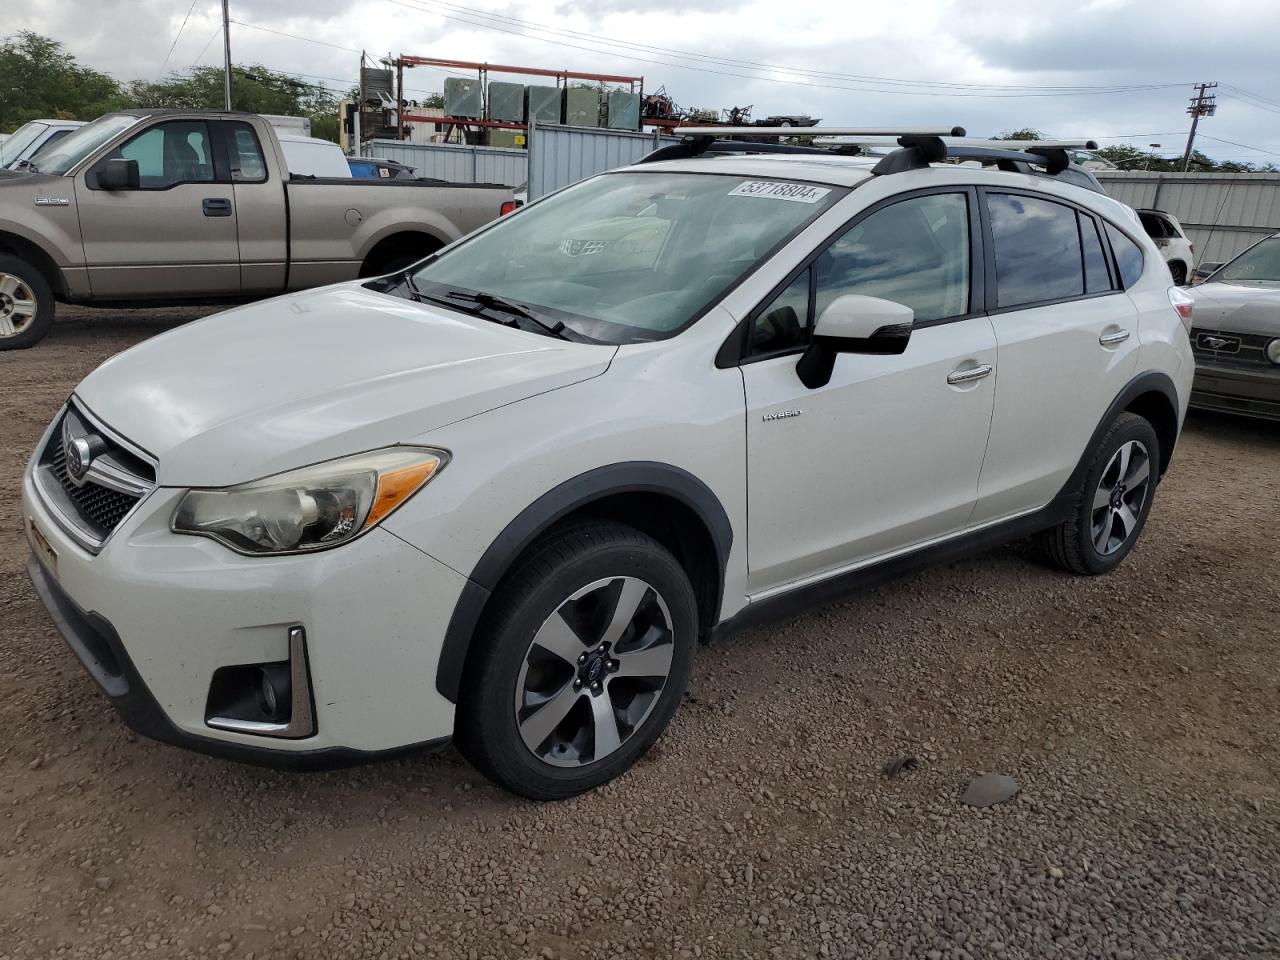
(1057, 369, 1181, 499)
(435, 461, 734, 702)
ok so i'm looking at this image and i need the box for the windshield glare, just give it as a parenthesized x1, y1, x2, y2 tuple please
(0, 122, 48, 167)
(1218, 237, 1280, 286)
(29, 114, 142, 176)
(411, 171, 842, 343)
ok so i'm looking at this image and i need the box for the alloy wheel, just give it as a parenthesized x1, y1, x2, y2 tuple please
(1091, 440, 1152, 556)
(515, 576, 675, 767)
(0, 273, 38, 338)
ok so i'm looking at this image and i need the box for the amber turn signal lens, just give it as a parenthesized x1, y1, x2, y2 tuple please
(363, 457, 442, 530)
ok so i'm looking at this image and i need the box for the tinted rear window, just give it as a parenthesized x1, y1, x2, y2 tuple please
(987, 193, 1084, 308)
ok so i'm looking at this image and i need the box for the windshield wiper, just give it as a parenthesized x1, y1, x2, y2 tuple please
(437, 289, 568, 339)
(400, 271, 425, 302)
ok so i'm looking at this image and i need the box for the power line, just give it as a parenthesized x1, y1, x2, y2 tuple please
(389, 0, 1187, 94)
(189, 25, 223, 68)
(1221, 83, 1280, 110)
(159, 0, 202, 76)
(383, 0, 1185, 98)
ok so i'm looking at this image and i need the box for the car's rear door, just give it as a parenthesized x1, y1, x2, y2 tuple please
(216, 120, 287, 294)
(970, 191, 1141, 525)
(739, 187, 999, 595)
(75, 118, 241, 298)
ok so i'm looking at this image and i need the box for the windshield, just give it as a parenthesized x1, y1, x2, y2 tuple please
(30, 114, 142, 175)
(0, 122, 48, 167)
(1218, 237, 1280, 287)
(410, 171, 843, 343)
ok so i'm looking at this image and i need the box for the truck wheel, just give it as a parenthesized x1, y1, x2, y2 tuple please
(0, 255, 55, 350)
(1034, 412, 1160, 576)
(455, 522, 696, 800)
(1169, 262, 1187, 286)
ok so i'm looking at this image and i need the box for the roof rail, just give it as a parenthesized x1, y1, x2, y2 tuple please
(636, 126, 966, 166)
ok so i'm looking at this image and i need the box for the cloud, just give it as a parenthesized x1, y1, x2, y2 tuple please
(6, 0, 1279, 162)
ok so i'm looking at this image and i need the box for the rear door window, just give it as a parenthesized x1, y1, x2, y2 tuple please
(226, 123, 267, 182)
(986, 193, 1084, 308)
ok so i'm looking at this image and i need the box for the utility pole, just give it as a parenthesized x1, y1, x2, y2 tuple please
(1181, 82, 1217, 172)
(221, 0, 233, 110)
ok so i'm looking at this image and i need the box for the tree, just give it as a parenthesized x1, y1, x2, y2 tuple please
(0, 31, 130, 131)
(993, 128, 1045, 141)
(128, 65, 341, 141)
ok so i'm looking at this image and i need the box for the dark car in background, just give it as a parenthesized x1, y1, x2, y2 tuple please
(1188, 233, 1280, 421)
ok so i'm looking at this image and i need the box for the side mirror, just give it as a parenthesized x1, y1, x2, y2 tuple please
(1192, 262, 1222, 283)
(796, 295, 914, 389)
(98, 158, 140, 190)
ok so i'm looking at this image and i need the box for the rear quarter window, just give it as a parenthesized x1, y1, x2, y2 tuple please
(1105, 223, 1145, 289)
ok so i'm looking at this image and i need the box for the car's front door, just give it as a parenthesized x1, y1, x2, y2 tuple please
(969, 192, 1141, 525)
(739, 188, 998, 596)
(75, 119, 241, 299)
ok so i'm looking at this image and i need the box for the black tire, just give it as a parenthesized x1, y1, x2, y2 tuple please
(455, 522, 697, 800)
(0, 254, 55, 350)
(1169, 262, 1188, 286)
(1035, 412, 1161, 575)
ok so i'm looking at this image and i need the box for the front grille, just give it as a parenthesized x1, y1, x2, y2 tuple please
(32, 402, 156, 553)
(1190, 327, 1274, 367)
(49, 441, 140, 534)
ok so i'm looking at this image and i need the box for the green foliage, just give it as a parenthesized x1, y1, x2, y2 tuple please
(1, 33, 341, 142)
(0, 31, 131, 131)
(1094, 144, 1276, 173)
(128, 64, 340, 141)
(993, 127, 1046, 141)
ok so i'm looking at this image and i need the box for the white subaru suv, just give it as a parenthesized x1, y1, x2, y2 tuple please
(23, 129, 1195, 799)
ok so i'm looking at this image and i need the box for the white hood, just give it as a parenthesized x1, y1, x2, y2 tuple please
(74, 284, 616, 486)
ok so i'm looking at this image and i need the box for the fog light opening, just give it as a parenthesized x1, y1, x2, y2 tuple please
(256, 664, 293, 723)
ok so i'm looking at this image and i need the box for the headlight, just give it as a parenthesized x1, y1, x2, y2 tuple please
(171, 447, 448, 554)
(1268, 338, 1280, 365)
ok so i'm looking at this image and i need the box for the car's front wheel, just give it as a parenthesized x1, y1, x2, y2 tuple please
(455, 522, 696, 800)
(0, 255, 55, 350)
(1036, 412, 1161, 575)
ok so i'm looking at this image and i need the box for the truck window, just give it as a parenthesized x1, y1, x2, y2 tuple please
(114, 121, 215, 188)
(226, 123, 268, 182)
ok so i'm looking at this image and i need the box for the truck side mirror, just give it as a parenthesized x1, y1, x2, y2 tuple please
(796, 295, 914, 389)
(99, 158, 140, 190)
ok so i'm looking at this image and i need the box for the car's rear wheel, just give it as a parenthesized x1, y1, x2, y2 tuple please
(1036, 412, 1160, 575)
(1169, 262, 1188, 286)
(455, 522, 696, 800)
(0, 256, 55, 350)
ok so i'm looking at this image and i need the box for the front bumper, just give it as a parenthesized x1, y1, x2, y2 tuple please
(1190, 362, 1280, 422)
(22, 468, 468, 766)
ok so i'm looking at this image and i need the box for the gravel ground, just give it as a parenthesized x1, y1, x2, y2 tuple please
(2, 307, 1279, 960)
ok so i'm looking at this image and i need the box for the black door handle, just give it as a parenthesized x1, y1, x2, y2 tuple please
(202, 197, 233, 217)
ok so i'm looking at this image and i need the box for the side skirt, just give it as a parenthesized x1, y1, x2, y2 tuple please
(710, 494, 1072, 643)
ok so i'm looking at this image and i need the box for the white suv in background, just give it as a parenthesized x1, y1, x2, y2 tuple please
(23, 130, 1195, 799)
(1138, 208, 1195, 285)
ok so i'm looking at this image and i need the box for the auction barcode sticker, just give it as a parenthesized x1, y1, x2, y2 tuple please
(728, 181, 831, 203)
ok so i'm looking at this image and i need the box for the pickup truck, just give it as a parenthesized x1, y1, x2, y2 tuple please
(0, 109, 514, 348)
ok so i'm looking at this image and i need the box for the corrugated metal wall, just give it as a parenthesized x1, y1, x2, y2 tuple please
(361, 139, 528, 186)
(527, 124, 681, 201)
(1096, 171, 1280, 265)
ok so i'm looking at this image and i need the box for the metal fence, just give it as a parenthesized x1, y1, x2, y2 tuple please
(1096, 171, 1280, 266)
(527, 123, 681, 201)
(361, 139, 528, 186)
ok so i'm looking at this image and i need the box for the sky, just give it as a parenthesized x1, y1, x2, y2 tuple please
(10, 0, 1280, 165)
